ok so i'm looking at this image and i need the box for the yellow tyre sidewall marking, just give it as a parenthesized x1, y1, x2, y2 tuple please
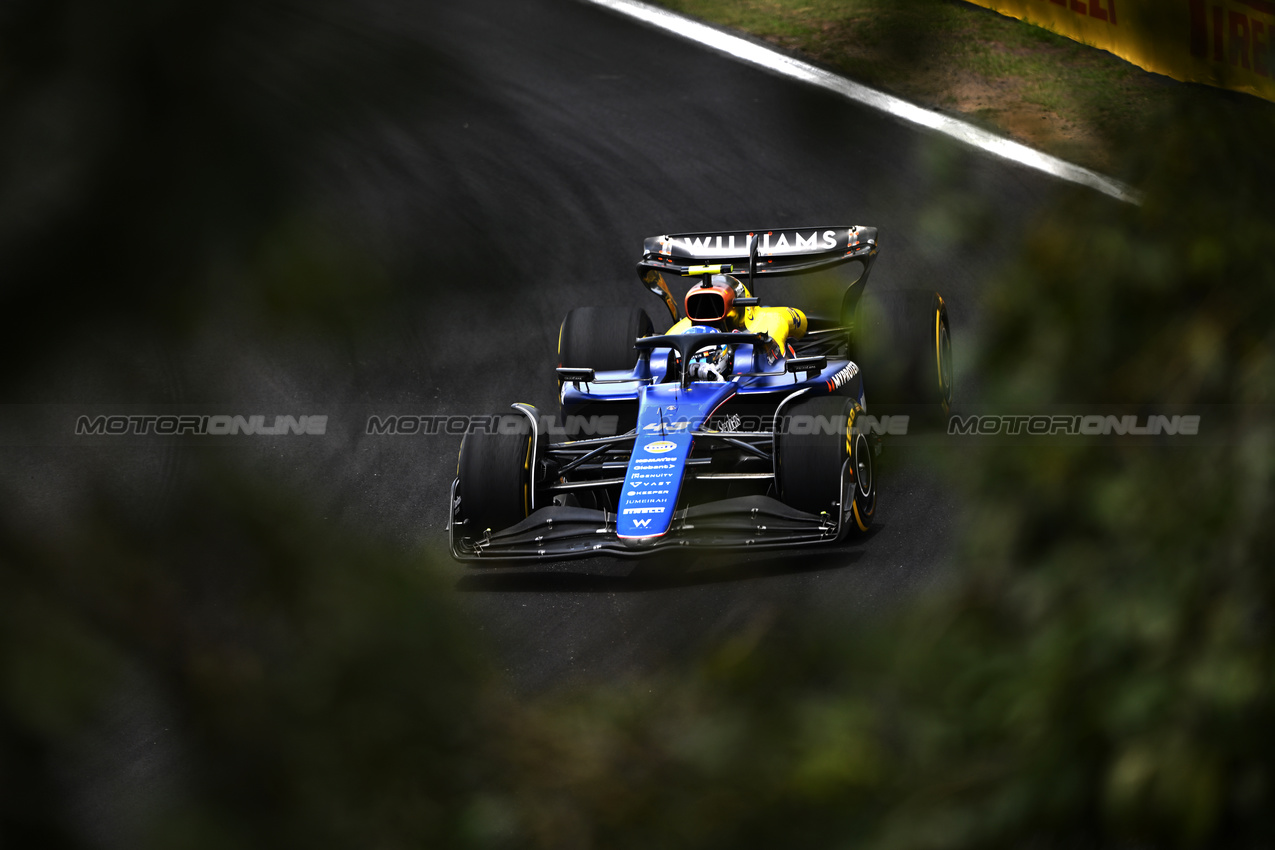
(522, 435, 532, 518)
(852, 499, 870, 532)
(845, 406, 855, 458)
(934, 299, 943, 398)
(935, 295, 951, 413)
(847, 405, 873, 532)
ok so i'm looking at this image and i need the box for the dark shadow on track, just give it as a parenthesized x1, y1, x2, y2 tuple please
(454, 527, 881, 593)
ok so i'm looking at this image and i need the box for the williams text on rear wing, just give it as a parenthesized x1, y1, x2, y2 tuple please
(635, 225, 879, 321)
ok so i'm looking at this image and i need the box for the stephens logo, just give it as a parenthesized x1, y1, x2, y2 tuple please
(643, 440, 677, 454)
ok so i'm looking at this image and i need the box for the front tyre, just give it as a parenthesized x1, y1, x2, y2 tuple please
(775, 396, 876, 533)
(456, 415, 534, 535)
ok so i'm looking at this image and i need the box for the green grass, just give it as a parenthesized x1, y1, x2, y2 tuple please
(656, 0, 1184, 173)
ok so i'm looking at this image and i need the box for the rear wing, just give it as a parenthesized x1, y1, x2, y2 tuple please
(635, 226, 879, 321)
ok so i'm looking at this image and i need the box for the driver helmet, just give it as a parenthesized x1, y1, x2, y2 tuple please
(686, 341, 734, 382)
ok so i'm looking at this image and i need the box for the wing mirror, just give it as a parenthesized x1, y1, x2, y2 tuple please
(556, 367, 596, 385)
(785, 356, 827, 377)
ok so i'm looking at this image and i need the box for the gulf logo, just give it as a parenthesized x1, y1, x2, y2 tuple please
(643, 440, 677, 454)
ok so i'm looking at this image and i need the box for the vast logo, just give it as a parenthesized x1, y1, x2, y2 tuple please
(643, 440, 677, 454)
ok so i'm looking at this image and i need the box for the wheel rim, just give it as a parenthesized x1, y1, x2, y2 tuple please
(854, 431, 873, 498)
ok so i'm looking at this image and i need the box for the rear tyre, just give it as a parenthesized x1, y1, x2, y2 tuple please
(557, 306, 655, 375)
(557, 306, 655, 435)
(853, 289, 953, 423)
(775, 396, 876, 533)
(456, 415, 534, 535)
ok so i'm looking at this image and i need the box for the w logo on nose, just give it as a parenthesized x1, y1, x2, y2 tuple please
(632, 518, 652, 529)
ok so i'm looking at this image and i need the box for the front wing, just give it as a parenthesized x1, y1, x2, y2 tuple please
(447, 479, 850, 562)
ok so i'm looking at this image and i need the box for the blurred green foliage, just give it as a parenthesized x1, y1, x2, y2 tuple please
(2, 475, 503, 849)
(2, 0, 1274, 848)
(0, 1, 504, 847)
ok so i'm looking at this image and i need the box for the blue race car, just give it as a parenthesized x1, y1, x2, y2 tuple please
(449, 226, 952, 561)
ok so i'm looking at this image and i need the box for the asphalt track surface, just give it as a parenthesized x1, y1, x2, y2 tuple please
(11, 0, 1128, 746)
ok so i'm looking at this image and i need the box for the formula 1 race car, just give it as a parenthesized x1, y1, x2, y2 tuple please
(449, 226, 952, 561)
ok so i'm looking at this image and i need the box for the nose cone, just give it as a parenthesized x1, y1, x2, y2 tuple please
(619, 534, 660, 550)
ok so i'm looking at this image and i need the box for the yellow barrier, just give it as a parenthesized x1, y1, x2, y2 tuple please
(970, 0, 1275, 103)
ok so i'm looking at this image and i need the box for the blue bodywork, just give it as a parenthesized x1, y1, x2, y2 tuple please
(616, 381, 735, 539)
(557, 328, 865, 544)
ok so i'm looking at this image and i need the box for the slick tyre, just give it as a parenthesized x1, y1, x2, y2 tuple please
(557, 306, 655, 435)
(775, 396, 876, 534)
(557, 306, 655, 375)
(456, 415, 534, 535)
(853, 289, 953, 426)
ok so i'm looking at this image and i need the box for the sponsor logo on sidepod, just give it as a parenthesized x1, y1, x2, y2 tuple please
(643, 440, 676, 454)
(827, 361, 859, 390)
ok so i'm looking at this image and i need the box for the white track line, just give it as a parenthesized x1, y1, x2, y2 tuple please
(582, 0, 1140, 204)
